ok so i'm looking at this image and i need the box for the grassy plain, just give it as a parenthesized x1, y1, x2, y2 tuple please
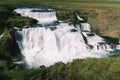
(1, 0, 120, 10)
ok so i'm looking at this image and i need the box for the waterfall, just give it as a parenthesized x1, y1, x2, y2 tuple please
(0, 33, 4, 39)
(14, 6, 120, 68)
(15, 23, 92, 68)
(74, 12, 84, 21)
(14, 6, 57, 24)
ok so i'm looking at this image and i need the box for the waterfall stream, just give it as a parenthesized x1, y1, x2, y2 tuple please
(14, 6, 120, 68)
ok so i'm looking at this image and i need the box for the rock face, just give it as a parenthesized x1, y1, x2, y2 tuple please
(14, 6, 120, 68)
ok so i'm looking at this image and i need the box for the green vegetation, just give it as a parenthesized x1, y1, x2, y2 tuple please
(0, 5, 37, 32)
(0, 28, 22, 59)
(0, 5, 37, 72)
(0, 28, 22, 68)
(0, 6, 14, 33)
(0, 0, 120, 80)
(1, 58, 120, 80)
(7, 16, 37, 28)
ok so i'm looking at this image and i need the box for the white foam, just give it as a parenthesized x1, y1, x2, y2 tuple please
(15, 23, 112, 68)
(15, 7, 119, 68)
(0, 33, 4, 39)
(14, 8, 57, 24)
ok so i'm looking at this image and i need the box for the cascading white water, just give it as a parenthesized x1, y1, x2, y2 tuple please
(14, 6, 57, 24)
(0, 33, 4, 39)
(16, 23, 92, 68)
(15, 6, 120, 68)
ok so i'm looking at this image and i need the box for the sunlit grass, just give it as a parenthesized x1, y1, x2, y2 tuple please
(0, 0, 120, 10)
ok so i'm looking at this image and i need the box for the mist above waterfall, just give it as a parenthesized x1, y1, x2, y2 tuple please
(14, 6, 120, 68)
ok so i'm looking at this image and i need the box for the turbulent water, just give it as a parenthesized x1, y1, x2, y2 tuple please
(14, 6, 57, 24)
(14, 6, 120, 68)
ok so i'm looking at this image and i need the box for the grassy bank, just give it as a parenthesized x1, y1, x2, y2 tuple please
(1, 57, 120, 80)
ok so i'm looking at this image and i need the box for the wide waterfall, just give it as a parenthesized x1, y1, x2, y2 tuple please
(14, 6, 120, 68)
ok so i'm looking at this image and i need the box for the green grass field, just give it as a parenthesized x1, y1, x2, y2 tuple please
(1, 0, 120, 10)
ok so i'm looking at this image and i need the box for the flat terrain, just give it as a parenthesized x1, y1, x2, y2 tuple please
(1, 0, 120, 10)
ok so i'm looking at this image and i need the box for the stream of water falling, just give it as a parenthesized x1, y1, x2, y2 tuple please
(14, 6, 120, 68)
